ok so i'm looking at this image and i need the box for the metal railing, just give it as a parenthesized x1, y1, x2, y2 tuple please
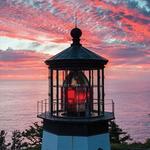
(37, 99, 115, 119)
(37, 99, 49, 118)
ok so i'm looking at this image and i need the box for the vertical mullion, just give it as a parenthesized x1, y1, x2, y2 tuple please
(65, 70, 68, 111)
(102, 68, 105, 114)
(56, 70, 59, 116)
(48, 69, 51, 113)
(50, 69, 53, 116)
(89, 70, 91, 86)
(88, 70, 91, 116)
(61, 70, 64, 111)
(91, 70, 94, 86)
(91, 70, 94, 111)
(97, 69, 100, 115)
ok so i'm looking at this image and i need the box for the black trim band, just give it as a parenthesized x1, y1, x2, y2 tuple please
(43, 119, 109, 136)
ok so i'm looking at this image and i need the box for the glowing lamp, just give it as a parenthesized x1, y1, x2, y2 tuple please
(63, 71, 89, 115)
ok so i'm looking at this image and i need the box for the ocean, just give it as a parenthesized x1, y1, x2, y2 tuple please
(0, 80, 149, 142)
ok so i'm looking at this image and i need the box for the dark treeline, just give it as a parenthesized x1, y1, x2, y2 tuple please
(0, 121, 150, 150)
(109, 121, 150, 150)
(0, 122, 42, 150)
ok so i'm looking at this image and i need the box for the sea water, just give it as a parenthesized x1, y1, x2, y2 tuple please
(0, 80, 149, 142)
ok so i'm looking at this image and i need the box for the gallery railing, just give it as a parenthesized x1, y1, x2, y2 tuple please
(37, 99, 115, 119)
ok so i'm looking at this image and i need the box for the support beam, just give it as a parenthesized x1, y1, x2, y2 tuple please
(102, 68, 105, 114)
(50, 69, 53, 116)
(97, 69, 100, 115)
(56, 70, 59, 116)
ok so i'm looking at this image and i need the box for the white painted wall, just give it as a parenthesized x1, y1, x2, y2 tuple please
(42, 131, 111, 150)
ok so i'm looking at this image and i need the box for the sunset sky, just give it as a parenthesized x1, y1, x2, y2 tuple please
(0, 0, 149, 80)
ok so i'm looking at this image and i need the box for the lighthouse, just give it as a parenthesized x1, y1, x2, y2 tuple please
(37, 27, 115, 150)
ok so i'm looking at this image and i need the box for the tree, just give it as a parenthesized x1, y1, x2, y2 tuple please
(144, 138, 150, 148)
(22, 122, 42, 149)
(1, 122, 42, 150)
(0, 130, 10, 150)
(10, 130, 25, 150)
(109, 121, 132, 144)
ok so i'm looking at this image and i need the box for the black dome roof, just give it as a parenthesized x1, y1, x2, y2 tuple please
(45, 28, 108, 69)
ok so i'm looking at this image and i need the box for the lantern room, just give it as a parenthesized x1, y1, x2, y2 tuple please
(38, 27, 115, 150)
(44, 27, 111, 118)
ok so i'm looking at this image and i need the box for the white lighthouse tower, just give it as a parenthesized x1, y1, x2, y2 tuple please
(37, 27, 115, 150)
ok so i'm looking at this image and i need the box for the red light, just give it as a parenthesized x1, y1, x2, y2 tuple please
(67, 87, 87, 104)
(63, 71, 90, 114)
(67, 88, 75, 104)
(78, 91, 86, 102)
(65, 87, 88, 113)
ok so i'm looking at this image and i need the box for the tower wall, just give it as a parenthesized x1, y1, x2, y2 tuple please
(42, 130, 111, 150)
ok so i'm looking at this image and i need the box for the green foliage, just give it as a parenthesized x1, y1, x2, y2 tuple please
(22, 122, 42, 150)
(0, 130, 10, 150)
(112, 141, 150, 150)
(111, 138, 150, 150)
(145, 138, 150, 148)
(109, 121, 132, 144)
(11, 130, 26, 150)
(0, 122, 42, 150)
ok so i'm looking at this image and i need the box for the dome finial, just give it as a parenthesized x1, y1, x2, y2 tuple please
(70, 27, 82, 46)
(70, 28, 82, 39)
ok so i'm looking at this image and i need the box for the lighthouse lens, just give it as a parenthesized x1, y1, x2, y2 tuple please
(63, 71, 89, 115)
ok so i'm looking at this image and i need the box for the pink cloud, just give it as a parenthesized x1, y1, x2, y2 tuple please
(0, 50, 50, 80)
(0, 0, 149, 80)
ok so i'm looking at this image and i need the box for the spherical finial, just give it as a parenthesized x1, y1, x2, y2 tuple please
(70, 27, 82, 39)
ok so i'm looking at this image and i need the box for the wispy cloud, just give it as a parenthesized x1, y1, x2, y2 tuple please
(0, 0, 149, 79)
(0, 50, 49, 80)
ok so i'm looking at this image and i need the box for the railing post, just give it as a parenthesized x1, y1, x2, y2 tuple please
(41, 100, 43, 114)
(97, 69, 100, 116)
(37, 101, 39, 116)
(112, 100, 115, 116)
(45, 99, 47, 118)
(102, 68, 104, 115)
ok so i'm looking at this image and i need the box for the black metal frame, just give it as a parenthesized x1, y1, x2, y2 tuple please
(48, 68, 105, 118)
